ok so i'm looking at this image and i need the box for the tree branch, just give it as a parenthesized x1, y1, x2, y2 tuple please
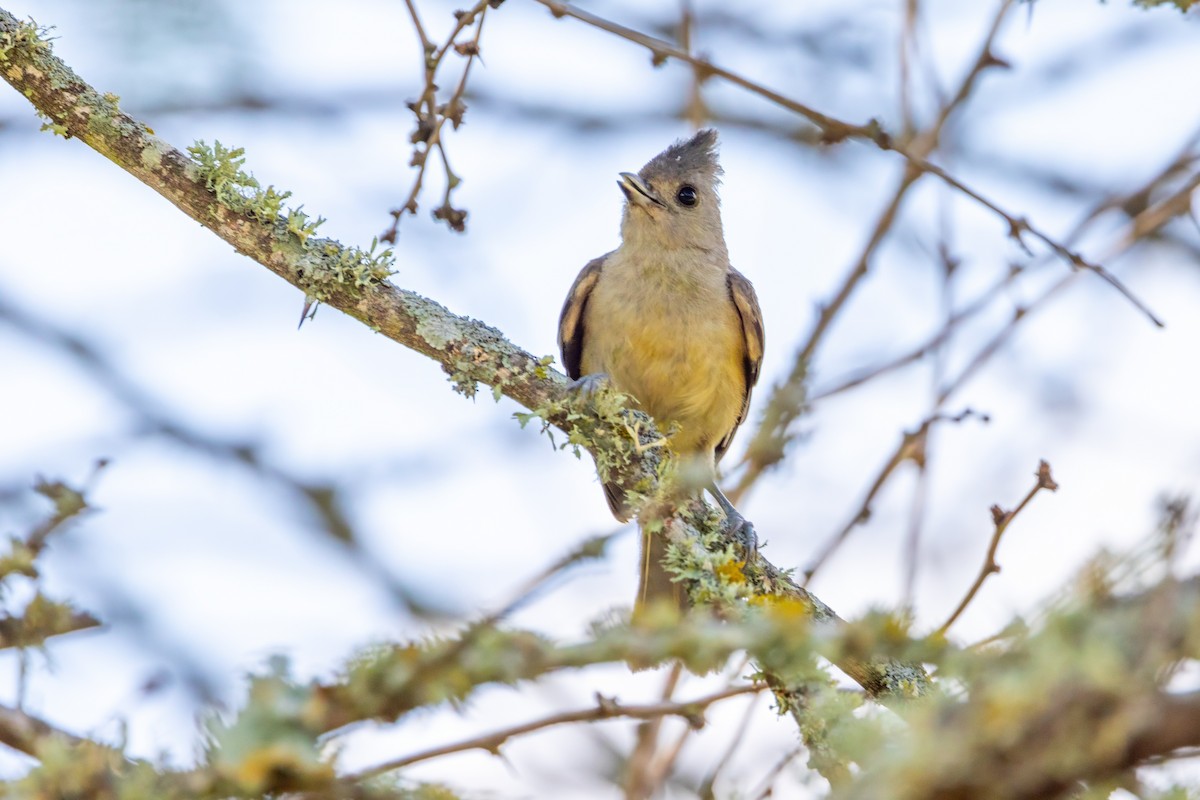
(349, 683, 762, 781)
(0, 702, 88, 757)
(936, 460, 1059, 636)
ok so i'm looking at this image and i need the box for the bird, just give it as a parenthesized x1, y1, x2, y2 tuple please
(557, 129, 765, 613)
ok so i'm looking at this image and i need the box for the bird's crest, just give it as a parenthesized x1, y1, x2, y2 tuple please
(639, 128, 722, 185)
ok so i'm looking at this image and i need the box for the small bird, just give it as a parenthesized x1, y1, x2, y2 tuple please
(558, 129, 765, 612)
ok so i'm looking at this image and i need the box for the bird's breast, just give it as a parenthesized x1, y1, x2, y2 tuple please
(581, 255, 745, 455)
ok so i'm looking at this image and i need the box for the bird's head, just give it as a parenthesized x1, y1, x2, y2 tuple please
(618, 129, 726, 256)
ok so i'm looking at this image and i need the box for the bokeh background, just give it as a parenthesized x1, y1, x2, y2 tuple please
(1, 0, 1199, 796)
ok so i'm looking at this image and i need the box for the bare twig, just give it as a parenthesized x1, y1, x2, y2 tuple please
(384, 0, 490, 241)
(728, 167, 919, 506)
(789, 133, 1196, 587)
(538, 0, 870, 141)
(807, 269, 1016, 403)
(936, 460, 1059, 636)
(698, 691, 762, 799)
(750, 747, 804, 800)
(678, 0, 707, 131)
(349, 683, 763, 781)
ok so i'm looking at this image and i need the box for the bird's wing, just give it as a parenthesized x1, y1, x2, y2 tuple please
(558, 254, 632, 522)
(558, 255, 607, 381)
(716, 267, 765, 462)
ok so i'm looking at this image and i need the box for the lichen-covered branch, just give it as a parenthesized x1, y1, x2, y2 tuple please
(837, 576, 1200, 800)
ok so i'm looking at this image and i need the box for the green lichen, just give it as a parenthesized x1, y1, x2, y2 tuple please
(286, 205, 326, 244)
(187, 139, 285, 218)
(84, 105, 122, 140)
(0, 17, 51, 63)
(486, 353, 554, 401)
(416, 315, 459, 351)
(186, 140, 396, 306)
(140, 141, 165, 171)
(37, 113, 66, 138)
(329, 237, 394, 286)
(1133, 0, 1199, 8)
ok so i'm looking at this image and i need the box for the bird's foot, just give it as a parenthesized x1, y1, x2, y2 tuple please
(567, 373, 610, 399)
(722, 512, 759, 562)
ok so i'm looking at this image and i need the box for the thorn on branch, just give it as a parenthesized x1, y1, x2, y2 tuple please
(1007, 217, 1033, 254)
(980, 50, 1012, 70)
(410, 117, 435, 144)
(1036, 459, 1059, 491)
(864, 117, 892, 150)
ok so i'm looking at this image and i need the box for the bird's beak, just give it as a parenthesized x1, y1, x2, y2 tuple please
(618, 172, 665, 210)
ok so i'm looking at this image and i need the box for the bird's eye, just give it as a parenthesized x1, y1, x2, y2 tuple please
(676, 185, 698, 207)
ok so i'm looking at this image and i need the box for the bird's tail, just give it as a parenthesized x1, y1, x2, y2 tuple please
(633, 520, 688, 619)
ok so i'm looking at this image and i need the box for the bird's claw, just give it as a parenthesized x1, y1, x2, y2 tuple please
(567, 373, 610, 399)
(724, 515, 759, 562)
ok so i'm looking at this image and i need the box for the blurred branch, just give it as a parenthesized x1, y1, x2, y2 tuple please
(0, 295, 442, 618)
(0, 703, 89, 757)
(0, 598, 100, 651)
(807, 269, 1016, 402)
(746, 121, 1198, 581)
(697, 689, 761, 799)
(0, 8, 930, 707)
(350, 683, 762, 781)
(936, 460, 1059, 636)
(0, 477, 103, 650)
(841, 576, 1200, 800)
(624, 661, 683, 800)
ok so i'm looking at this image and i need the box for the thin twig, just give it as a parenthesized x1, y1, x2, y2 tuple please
(750, 746, 804, 800)
(803, 140, 1197, 586)
(903, 209, 959, 608)
(403, 0, 432, 51)
(538, 0, 870, 140)
(384, 0, 490, 241)
(808, 269, 1016, 403)
(698, 692, 762, 799)
(936, 460, 1059, 636)
(645, 722, 693, 798)
(348, 683, 763, 781)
